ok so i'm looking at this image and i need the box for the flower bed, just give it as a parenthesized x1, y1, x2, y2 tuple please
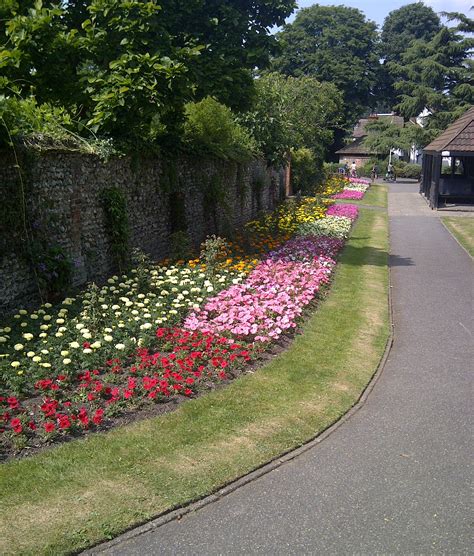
(332, 189, 365, 200)
(326, 204, 359, 220)
(296, 215, 353, 239)
(0, 192, 358, 457)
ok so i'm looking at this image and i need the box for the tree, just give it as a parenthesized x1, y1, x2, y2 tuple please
(377, 3, 442, 110)
(239, 73, 342, 166)
(0, 0, 297, 149)
(380, 3, 441, 63)
(272, 5, 379, 126)
(390, 13, 474, 131)
(362, 120, 434, 157)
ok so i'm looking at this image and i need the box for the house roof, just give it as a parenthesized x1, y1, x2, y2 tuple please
(353, 114, 405, 138)
(424, 106, 474, 154)
(336, 136, 374, 156)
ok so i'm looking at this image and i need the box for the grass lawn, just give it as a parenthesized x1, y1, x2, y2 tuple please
(0, 208, 389, 555)
(336, 183, 388, 208)
(441, 217, 474, 257)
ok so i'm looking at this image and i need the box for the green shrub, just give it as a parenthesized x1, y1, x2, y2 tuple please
(396, 162, 422, 179)
(292, 147, 324, 194)
(183, 97, 259, 162)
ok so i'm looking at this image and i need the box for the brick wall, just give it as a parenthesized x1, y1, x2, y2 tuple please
(0, 150, 284, 314)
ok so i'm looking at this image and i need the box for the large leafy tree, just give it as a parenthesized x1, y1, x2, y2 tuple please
(390, 12, 474, 131)
(380, 3, 441, 63)
(240, 73, 342, 166)
(377, 2, 441, 110)
(271, 5, 379, 126)
(0, 0, 297, 148)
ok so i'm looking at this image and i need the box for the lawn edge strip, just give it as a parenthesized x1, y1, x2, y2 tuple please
(440, 217, 474, 258)
(86, 257, 395, 555)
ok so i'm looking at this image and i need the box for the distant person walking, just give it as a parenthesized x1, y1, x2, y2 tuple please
(350, 161, 357, 178)
(371, 163, 379, 183)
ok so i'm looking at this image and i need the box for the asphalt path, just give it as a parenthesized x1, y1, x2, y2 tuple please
(98, 182, 473, 555)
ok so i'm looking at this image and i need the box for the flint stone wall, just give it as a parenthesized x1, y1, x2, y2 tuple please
(0, 150, 284, 314)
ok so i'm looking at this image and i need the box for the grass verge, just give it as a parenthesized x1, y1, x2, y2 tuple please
(441, 217, 474, 257)
(336, 183, 388, 208)
(0, 208, 389, 555)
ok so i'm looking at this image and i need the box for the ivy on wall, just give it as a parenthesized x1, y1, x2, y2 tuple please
(101, 187, 130, 272)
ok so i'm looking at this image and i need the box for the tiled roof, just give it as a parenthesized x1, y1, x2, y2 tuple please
(353, 114, 405, 138)
(424, 107, 474, 153)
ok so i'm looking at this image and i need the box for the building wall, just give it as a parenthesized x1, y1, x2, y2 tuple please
(0, 150, 283, 314)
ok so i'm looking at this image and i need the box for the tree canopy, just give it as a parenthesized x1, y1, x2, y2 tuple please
(390, 12, 474, 131)
(0, 0, 296, 149)
(271, 4, 379, 126)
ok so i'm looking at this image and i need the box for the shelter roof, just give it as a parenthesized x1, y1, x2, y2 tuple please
(424, 107, 474, 154)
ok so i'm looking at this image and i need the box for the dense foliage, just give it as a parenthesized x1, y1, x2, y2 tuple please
(272, 5, 379, 126)
(0, 0, 296, 151)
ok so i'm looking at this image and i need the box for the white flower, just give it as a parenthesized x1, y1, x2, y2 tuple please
(43, 315, 52, 321)
(70, 341, 80, 349)
(26, 351, 35, 357)
(55, 332, 64, 338)
(44, 303, 52, 308)
(75, 323, 84, 330)
(41, 363, 51, 368)
(41, 349, 49, 354)
(58, 326, 66, 333)
(82, 332, 92, 339)
(40, 324, 49, 331)
(11, 361, 20, 368)
(56, 318, 65, 324)
(19, 309, 27, 315)
(14, 343, 24, 351)
(63, 358, 72, 365)
(83, 348, 92, 354)
(30, 314, 39, 320)
(91, 341, 101, 349)
(20, 322, 27, 328)
(115, 343, 125, 350)
(112, 305, 120, 311)
(0, 337, 6, 343)
(101, 304, 108, 310)
(140, 322, 152, 330)
(33, 356, 42, 363)
(22, 333, 34, 341)
(104, 327, 113, 333)
(104, 335, 113, 342)
(4, 327, 11, 333)
(118, 323, 125, 328)
(39, 333, 47, 338)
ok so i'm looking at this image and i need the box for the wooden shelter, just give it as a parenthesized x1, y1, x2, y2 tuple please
(421, 107, 474, 208)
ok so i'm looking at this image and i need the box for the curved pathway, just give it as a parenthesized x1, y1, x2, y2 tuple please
(99, 182, 472, 555)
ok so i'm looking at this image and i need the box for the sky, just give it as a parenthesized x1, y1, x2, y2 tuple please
(287, 0, 471, 28)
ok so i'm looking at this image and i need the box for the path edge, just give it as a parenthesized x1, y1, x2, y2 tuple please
(439, 218, 473, 259)
(84, 226, 395, 556)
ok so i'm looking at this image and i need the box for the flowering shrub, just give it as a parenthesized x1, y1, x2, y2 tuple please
(326, 204, 359, 220)
(296, 216, 353, 239)
(332, 190, 365, 200)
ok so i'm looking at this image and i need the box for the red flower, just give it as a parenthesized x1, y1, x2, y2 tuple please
(123, 390, 133, 399)
(184, 389, 193, 396)
(44, 421, 55, 433)
(28, 421, 37, 431)
(57, 375, 66, 381)
(58, 415, 71, 430)
(92, 409, 104, 425)
(10, 418, 23, 434)
(7, 397, 19, 410)
(83, 342, 91, 349)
